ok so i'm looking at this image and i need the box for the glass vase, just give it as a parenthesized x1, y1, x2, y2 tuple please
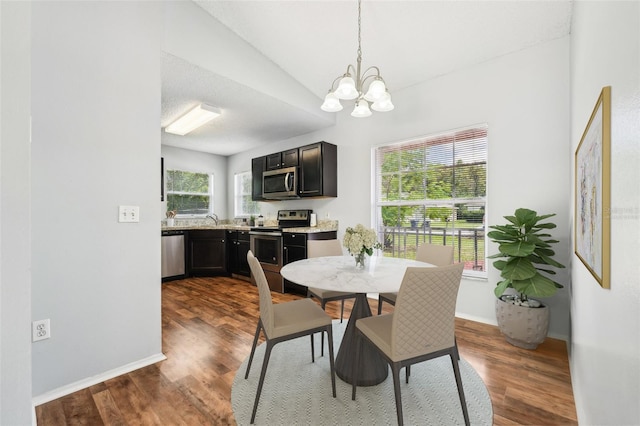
(354, 251, 367, 269)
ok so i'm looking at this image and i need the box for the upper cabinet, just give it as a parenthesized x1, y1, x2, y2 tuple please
(252, 156, 266, 201)
(298, 142, 337, 197)
(251, 141, 337, 201)
(266, 148, 298, 170)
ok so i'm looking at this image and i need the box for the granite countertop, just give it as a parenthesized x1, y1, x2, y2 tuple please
(281, 225, 338, 233)
(161, 219, 338, 233)
(162, 224, 252, 232)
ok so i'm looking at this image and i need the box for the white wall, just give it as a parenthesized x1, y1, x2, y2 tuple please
(228, 37, 572, 338)
(30, 2, 164, 398)
(0, 2, 34, 424)
(161, 145, 228, 220)
(570, 2, 640, 424)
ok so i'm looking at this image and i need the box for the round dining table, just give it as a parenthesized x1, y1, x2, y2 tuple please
(280, 255, 432, 386)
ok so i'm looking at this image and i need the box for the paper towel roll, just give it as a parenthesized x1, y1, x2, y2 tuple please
(310, 213, 317, 227)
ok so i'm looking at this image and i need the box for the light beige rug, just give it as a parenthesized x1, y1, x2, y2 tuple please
(232, 320, 493, 425)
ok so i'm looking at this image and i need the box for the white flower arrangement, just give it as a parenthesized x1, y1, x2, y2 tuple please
(343, 224, 382, 257)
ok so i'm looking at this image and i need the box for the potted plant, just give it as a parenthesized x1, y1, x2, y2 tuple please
(488, 208, 565, 349)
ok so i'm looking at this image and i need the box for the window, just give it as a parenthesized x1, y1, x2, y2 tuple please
(166, 169, 213, 217)
(234, 171, 259, 217)
(374, 125, 488, 276)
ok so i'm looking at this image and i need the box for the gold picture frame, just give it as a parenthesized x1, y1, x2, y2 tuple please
(575, 86, 611, 289)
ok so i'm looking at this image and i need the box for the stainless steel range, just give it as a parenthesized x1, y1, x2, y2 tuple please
(249, 209, 311, 292)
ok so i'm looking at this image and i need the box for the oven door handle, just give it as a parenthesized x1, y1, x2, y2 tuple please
(250, 231, 283, 237)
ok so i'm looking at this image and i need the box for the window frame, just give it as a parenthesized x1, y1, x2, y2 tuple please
(234, 170, 260, 218)
(165, 169, 214, 218)
(372, 125, 488, 278)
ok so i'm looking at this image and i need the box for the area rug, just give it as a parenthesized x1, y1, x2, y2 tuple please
(232, 321, 493, 425)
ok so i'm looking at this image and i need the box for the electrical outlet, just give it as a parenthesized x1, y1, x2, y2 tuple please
(32, 319, 51, 342)
(118, 205, 140, 223)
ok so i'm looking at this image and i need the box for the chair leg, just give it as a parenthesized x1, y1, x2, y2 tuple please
(391, 363, 404, 426)
(250, 340, 274, 424)
(450, 352, 470, 426)
(405, 365, 411, 384)
(351, 330, 362, 400)
(245, 319, 262, 379)
(320, 300, 327, 357)
(310, 333, 315, 363)
(340, 299, 345, 323)
(377, 296, 383, 315)
(326, 325, 337, 397)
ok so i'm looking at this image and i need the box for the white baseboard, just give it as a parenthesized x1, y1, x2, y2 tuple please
(31, 352, 167, 408)
(455, 311, 569, 342)
(455, 311, 498, 327)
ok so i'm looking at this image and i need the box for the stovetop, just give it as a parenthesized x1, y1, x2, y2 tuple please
(250, 209, 312, 233)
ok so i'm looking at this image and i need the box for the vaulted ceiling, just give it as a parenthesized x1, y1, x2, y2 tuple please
(161, 0, 573, 156)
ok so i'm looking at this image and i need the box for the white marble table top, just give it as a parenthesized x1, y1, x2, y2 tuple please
(280, 255, 433, 294)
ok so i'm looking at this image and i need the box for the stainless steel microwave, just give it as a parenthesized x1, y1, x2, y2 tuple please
(262, 166, 298, 199)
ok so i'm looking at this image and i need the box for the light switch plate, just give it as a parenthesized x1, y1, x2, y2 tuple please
(119, 205, 140, 223)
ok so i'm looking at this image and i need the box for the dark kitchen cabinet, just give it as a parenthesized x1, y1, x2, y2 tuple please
(188, 230, 227, 276)
(299, 142, 337, 197)
(266, 149, 299, 170)
(251, 156, 266, 201)
(226, 229, 251, 278)
(283, 231, 337, 294)
(252, 142, 337, 201)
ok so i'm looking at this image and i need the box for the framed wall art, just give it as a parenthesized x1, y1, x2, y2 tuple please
(575, 86, 611, 289)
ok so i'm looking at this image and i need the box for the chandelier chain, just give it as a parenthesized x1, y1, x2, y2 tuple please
(319, 0, 394, 116)
(357, 0, 362, 61)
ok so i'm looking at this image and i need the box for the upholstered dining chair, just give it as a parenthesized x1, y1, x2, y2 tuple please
(306, 239, 355, 356)
(353, 263, 469, 426)
(245, 251, 336, 424)
(307, 239, 355, 323)
(377, 243, 454, 314)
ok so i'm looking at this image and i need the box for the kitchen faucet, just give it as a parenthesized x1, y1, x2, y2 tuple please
(206, 213, 219, 225)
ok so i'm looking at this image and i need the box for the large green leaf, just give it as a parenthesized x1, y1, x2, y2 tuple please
(535, 213, 556, 222)
(487, 227, 520, 239)
(512, 273, 559, 297)
(514, 208, 537, 227)
(487, 253, 509, 260)
(535, 222, 557, 229)
(492, 259, 507, 270)
(499, 241, 536, 257)
(501, 257, 536, 281)
(494, 279, 511, 297)
(536, 252, 566, 268)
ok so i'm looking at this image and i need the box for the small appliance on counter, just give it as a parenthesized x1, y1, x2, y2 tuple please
(310, 213, 317, 227)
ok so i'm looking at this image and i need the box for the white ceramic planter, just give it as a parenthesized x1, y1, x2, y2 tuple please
(495, 297, 550, 350)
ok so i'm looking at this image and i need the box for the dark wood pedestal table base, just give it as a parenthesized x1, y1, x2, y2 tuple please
(335, 293, 388, 385)
(280, 255, 432, 386)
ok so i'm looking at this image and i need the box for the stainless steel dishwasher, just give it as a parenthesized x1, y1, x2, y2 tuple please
(161, 230, 185, 281)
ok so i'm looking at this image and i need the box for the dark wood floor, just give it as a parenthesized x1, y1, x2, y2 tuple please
(36, 276, 577, 425)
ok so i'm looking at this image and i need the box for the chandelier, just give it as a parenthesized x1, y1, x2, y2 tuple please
(320, 0, 394, 117)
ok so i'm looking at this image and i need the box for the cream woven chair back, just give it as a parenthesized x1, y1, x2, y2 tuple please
(307, 239, 343, 258)
(391, 263, 464, 360)
(247, 251, 274, 336)
(416, 244, 454, 266)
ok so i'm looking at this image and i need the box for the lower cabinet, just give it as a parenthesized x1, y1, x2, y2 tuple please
(283, 231, 337, 294)
(187, 230, 227, 276)
(226, 230, 251, 279)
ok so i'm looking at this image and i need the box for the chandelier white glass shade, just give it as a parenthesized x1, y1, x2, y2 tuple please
(320, 0, 394, 117)
(165, 103, 221, 136)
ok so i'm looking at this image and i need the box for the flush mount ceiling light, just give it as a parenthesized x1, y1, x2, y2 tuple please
(165, 103, 221, 136)
(320, 0, 394, 117)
